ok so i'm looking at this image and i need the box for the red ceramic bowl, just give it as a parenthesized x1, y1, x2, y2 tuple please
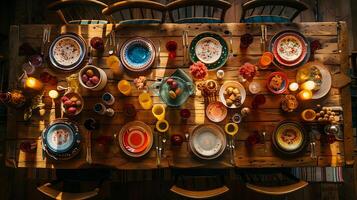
(266, 72, 289, 94)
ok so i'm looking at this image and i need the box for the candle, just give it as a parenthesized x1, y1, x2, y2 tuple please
(298, 89, 312, 100)
(301, 81, 316, 90)
(25, 77, 43, 91)
(48, 90, 59, 99)
(289, 82, 299, 92)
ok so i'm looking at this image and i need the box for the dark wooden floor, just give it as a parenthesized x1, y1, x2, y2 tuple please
(1, 0, 357, 199)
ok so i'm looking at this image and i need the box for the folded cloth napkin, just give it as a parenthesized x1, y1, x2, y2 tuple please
(291, 167, 344, 183)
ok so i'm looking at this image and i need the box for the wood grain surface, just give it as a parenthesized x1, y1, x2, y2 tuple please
(5, 22, 350, 169)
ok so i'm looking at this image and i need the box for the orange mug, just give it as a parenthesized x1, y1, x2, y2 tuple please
(259, 52, 273, 69)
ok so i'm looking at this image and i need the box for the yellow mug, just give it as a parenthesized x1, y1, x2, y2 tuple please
(118, 80, 132, 96)
(224, 123, 239, 136)
(152, 104, 165, 120)
(138, 92, 153, 110)
(156, 119, 169, 133)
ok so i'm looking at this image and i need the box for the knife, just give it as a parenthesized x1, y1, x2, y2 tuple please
(182, 31, 186, 66)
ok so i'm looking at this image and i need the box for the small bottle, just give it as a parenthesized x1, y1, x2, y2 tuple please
(94, 103, 106, 115)
(105, 108, 115, 117)
(102, 92, 115, 106)
(216, 70, 225, 80)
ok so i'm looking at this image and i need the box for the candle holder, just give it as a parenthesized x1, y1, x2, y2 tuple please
(297, 89, 312, 100)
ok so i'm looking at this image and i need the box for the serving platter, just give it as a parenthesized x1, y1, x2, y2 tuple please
(189, 124, 226, 160)
(120, 37, 156, 72)
(269, 30, 310, 70)
(189, 32, 228, 70)
(117, 121, 153, 158)
(42, 118, 81, 160)
(48, 33, 87, 72)
(296, 62, 332, 99)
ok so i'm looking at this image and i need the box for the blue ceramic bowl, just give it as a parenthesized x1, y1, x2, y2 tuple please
(120, 37, 156, 72)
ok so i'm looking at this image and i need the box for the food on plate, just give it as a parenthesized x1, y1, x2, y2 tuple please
(189, 61, 208, 80)
(239, 62, 257, 81)
(195, 37, 222, 64)
(316, 107, 339, 123)
(81, 68, 100, 87)
(223, 86, 241, 107)
(279, 128, 301, 145)
(52, 37, 81, 66)
(133, 76, 147, 90)
(277, 36, 302, 61)
(281, 95, 298, 112)
(296, 65, 322, 91)
(166, 77, 182, 100)
(269, 74, 284, 91)
(61, 93, 82, 115)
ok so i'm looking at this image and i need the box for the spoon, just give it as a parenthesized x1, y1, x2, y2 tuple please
(185, 132, 189, 152)
(161, 137, 167, 157)
(262, 131, 267, 153)
(224, 123, 238, 166)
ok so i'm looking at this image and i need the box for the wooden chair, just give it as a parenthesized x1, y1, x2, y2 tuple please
(37, 168, 111, 200)
(240, 0, 308, 23)
(239, 168, 308, 196)
(47, 0, 111, 24)
(102, 1, 166, 25)
(170, 168, 229, 199)
(166, 0, 232, 23)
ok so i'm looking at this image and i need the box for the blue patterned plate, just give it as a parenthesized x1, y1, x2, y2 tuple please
(42, 118, 81, 160)
(120, 37, 156, 72)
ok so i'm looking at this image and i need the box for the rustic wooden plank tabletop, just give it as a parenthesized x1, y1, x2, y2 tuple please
(5, 22, 353, 169)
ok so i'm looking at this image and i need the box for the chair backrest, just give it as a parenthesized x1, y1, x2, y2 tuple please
(166, 0, 232, 23)
(48, 0, 110, 24)
(240, 0, 308, 23)
(170, 168, 229, 199)
(102, 1, 166, 24)
(241, 168, 309, 195)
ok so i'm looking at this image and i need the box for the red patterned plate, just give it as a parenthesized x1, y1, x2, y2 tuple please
(272, 32, 308, 67)
(122, 128, 149, 153)
(117, 121, 153, 158)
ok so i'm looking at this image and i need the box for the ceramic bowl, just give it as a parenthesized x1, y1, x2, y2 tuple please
(79, 65, 107, 91)
(266, 72, 288, 94)
(218, 81, 246, 108)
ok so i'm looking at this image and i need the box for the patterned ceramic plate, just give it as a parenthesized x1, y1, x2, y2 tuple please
(272, 121, 307, 155)
(42, 118, 81, 160)
(120, 37, 156, 72)
(296, 62, 332, 99)
(269, 30, 310, 70)
(118, 121, 153, 158)
(49, 33, 86, 71)
(189, 124, 226, 160)
(189, 32, 228, 70)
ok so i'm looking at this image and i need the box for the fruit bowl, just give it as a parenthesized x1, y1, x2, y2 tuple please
(61, 92, 84, 116)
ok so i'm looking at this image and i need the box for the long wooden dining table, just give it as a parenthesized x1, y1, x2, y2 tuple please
(5, 22, 353, 170)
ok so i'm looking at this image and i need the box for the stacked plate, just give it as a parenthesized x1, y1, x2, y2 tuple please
(269, 30, 310, 70)
(48, 33, 87, 72)
(189, 32, 228, 70)
(272, 121, 308, 156)
(189, 124, 226, 160)
(42, 118, 81, 160)
(120, 37, 156, 72)
(117, 121, 153, 158)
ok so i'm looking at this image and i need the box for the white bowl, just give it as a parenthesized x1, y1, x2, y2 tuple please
(79, 65, 107, 91)
(219, 81, 246, 108)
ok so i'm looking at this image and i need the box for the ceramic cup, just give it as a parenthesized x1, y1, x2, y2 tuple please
(102, 92, 115, 106)
(118, 80, 132, 96)
(138, 92, 153, 110)
(156, 119, 169, 133)
(152, 104, 165, 121)
(94, 103, 106, 115)
(79, 65, 108, 91)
